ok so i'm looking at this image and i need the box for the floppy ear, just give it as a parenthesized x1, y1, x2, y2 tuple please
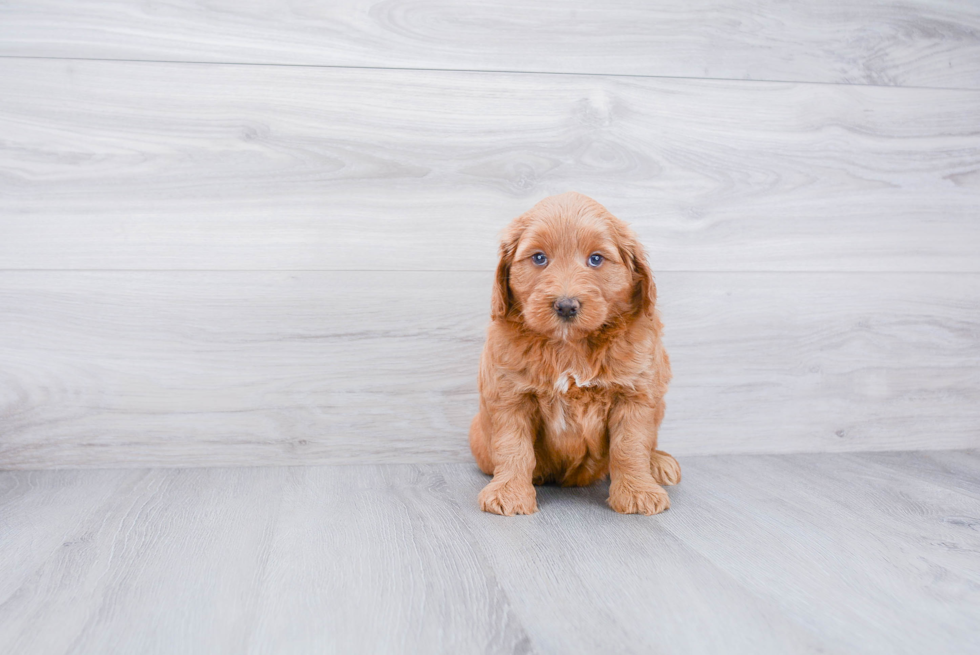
(490, 225, 522, 320)
(618, 231, 657, 318)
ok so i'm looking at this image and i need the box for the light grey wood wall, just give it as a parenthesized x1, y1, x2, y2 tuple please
(1, 272, 977, 468)
(1, 2, 978, 468)
(2, 1, 980, 88)
(3, 60, 980, 272)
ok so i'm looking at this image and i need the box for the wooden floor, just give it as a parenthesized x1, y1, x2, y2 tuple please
(1, 450, 977, 654)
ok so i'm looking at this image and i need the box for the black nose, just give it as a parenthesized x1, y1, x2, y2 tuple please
(554, 297, 581, 320)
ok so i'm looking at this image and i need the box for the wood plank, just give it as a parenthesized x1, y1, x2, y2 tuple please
(652, 452, 980, 653)
(441, 463, 827, 654)
(2, 59, 980, 272)
(6, 454, 978, 653)
(0, 468, 147, 629)
(859, 449, 980, 500)
(0, 468, 287, 653)
(245, 465, 531, 653)
(0, 465, 532, 653)
(1, 1, 980, 88)
(1, 271, 976, 469)
(0, 271, 484, 467)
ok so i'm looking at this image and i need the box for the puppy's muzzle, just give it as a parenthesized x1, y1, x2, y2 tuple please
(553, 297, 581, 321)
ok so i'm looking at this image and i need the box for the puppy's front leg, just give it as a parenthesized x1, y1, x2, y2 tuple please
(607, 398, 670, 515)
(478, 403, 538, 516)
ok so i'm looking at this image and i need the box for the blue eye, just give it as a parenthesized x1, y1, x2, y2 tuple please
(532, 252, 548, 266)
(588, 253, 604, 267)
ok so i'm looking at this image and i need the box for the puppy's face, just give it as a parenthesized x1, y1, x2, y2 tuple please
(494, 194, 652, 340)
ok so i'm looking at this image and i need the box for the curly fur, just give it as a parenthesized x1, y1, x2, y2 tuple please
(470, 192, 679, 515)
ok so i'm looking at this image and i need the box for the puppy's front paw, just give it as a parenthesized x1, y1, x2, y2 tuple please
(650, 450, 682, 486)
(608, 480, 670, 515)
(478, 479, 538, 516)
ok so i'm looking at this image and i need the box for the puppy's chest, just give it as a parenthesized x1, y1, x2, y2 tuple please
(536, 371, 613, 438)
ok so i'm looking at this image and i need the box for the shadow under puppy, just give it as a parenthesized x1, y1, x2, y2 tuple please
(470, 192, 680, 516)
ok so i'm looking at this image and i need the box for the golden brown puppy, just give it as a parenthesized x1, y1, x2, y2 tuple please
(469, 192, 679, 516)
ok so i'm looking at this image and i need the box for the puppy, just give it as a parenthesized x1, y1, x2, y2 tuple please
(469, 192, 679, 516)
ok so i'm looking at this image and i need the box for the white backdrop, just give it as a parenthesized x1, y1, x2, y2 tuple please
(1, 1, 979, 468)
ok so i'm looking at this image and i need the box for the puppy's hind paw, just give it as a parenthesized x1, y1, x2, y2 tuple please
(478, 479, 538, 516)
(650, 450, 682, 486)
(608, 481, 670, 515)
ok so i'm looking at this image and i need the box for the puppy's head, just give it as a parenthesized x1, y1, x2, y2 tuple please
(492, 192, 656, 339)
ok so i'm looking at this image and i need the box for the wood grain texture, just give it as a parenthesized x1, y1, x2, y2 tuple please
(2, 453, 979, 654)
(2, 59, 980, 272)
(642, 452, 980, 653)
(442, 465, 828, 654)
(445, 453, 980, 654)
(2, 1, 980, 89)
(0, 466, 532, 654)
(1, 271, 976, 469)
(860, 449, 980, 501)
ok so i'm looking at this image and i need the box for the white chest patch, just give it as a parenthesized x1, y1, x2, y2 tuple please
(554, 398, 567, 432)
(554, 371, 595, 394)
